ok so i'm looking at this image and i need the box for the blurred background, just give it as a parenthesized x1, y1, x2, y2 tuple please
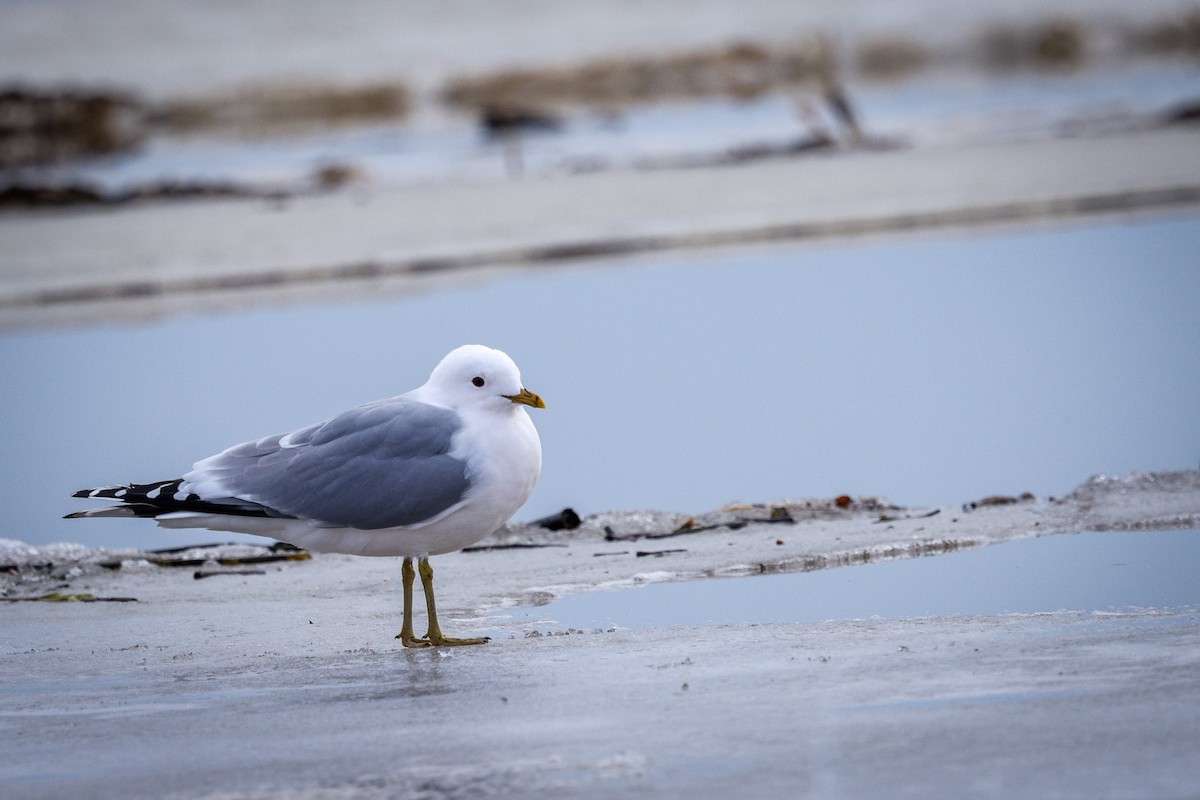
(2, 0, 1198, 550)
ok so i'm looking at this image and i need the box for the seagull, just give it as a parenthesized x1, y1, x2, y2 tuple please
(67, 344, 545, 648)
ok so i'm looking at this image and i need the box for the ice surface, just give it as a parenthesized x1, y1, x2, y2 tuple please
(2, 470, 1198, 799)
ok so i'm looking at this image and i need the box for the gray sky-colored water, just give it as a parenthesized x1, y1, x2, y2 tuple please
(3, 212, 1199, 550)
(511, 530, 1200, 631)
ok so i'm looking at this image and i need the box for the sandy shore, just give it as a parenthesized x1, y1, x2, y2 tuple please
(3, 471, 1198, 798)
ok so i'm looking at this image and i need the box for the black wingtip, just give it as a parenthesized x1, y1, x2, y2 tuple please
(69, 480, 277, 521)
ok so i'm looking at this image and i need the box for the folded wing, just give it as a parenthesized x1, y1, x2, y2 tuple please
(184, 397, 471, 530)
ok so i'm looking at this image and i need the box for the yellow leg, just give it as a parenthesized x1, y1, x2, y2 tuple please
(395, 557, 431, 647)
(417, 556, 489, 647)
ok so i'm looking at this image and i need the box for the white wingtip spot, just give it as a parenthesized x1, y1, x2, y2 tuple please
(114, 489, 127, 498)
(147, 487, 162, 499)
(173, 491, 189, 502)
(89, 489, 103, 498)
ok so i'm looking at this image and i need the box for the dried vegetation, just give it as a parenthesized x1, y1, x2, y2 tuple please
(444, 38, 837, 116)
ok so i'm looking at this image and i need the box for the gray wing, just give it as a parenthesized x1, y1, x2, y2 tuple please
(183, 397, 470, 529)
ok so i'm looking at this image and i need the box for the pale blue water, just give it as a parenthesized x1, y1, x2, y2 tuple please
(502, 530, 1200, 631)
(2, 213, 1199, 550)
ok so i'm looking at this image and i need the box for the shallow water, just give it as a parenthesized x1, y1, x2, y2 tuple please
(3, 213, 1199, 550)
(501, 530, 1200, 632)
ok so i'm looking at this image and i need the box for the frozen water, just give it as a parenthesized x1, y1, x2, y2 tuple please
(2, 474, 1198, 800)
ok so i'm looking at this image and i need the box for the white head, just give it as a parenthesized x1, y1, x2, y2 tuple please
(419, 345, 546, 413)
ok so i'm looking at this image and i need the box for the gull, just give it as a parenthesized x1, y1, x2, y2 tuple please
(67, 344, 545, 648)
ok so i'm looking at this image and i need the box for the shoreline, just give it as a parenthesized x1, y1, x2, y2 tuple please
(4, 126, 1200, 330)
(6, 470, 1199, 616)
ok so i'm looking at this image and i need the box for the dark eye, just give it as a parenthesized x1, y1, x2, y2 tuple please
(472, 376, 485, 387)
